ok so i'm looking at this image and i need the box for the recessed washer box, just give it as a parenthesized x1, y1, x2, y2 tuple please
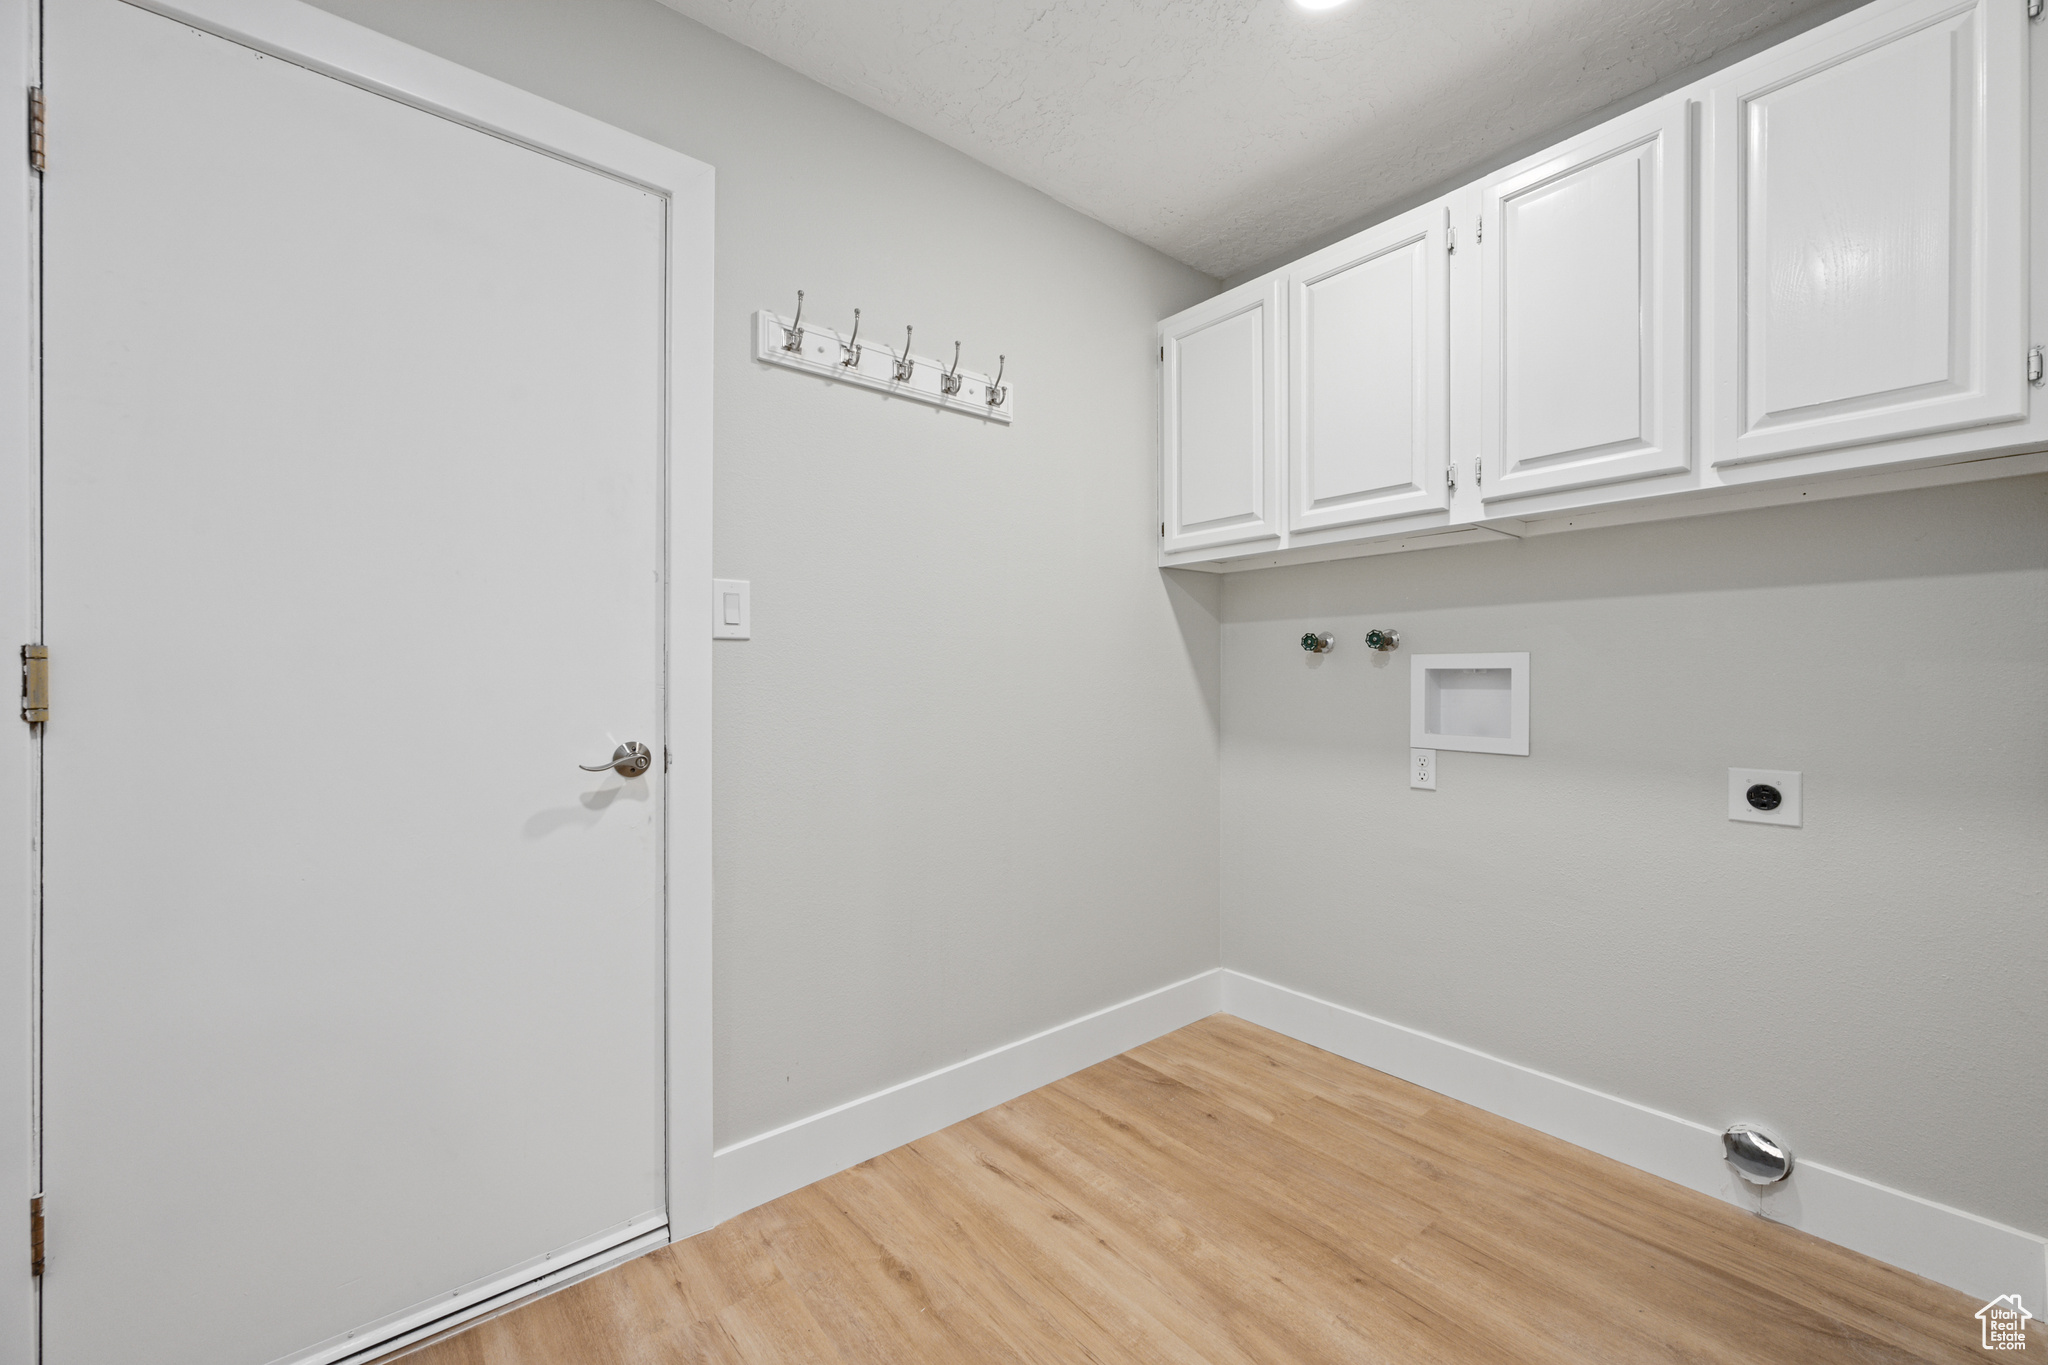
(1411, 653, 1529, 756)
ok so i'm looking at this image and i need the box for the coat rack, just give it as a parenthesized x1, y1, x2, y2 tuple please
(754, 294, 1014, 424)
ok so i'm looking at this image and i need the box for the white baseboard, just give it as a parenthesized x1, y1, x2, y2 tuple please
(1221, 969, 2048, 1309)
(698, 963, 2044, 1312)
(709, 968, 1224, 1222)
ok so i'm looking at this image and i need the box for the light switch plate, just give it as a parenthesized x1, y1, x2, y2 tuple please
(713, 579, 750, 639)
(1411, 749, 1437, 790)
(1729, 768, 1800, 826)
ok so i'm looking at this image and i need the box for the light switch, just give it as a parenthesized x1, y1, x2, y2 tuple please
(712, 579, 750, 639)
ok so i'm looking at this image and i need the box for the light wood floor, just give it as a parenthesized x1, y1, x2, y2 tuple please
(388, 1016, 2027, 1363)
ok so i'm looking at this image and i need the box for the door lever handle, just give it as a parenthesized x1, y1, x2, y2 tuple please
(580, 741, 653, 777)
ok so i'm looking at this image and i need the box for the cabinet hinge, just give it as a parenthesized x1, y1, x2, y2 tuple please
(29, 1195, 42, 1278)
(664, 745, 672, 772)
(1158, 346, 1164, 362)
(27, 87, 44, 174)
(1476, 215, 1484, 245)
(1160, 521, 1166, 538)
(1446, 225, 1455, 255)
(1446, 463, 1458, 495)
(20, 645, 47, 724)
(2030, 345, 2044, 385)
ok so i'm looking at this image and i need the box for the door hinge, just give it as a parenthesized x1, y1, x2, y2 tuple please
(27, 87, 45, 174)
(1475, 456, 1484, 486)
(20, 645, 47, 724)
(2030, 345, 2044, 385)
(1446, 463, 1458, 495)
(29, 1195, 42, 1278)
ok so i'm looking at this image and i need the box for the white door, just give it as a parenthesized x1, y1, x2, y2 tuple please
(41, 2, 672, 1362)
(1286, 202, 1451, 534)
(1160, 278, 1283, 557)
(1703, 0, 2026, 469)
(1478, 96, 1694, 503)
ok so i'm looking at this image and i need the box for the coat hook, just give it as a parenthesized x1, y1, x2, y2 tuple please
(985, 355, 1007, 408)
(782, 290, 805, 353)
(893, 326, 915, 383)
(840, 308, 862, 368)
(940, 341, 963, 396)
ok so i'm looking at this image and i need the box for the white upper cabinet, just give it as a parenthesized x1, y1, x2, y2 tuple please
(1153, 0, 2044, 571)
(1478, 96, 1694, 504)
(1703, 0, 2026, 470)
(1160, 277, 1283, 556)
(1286, 202, 1451, 534)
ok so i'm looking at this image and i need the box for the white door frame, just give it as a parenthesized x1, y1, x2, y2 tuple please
(0, 0, 38, 1360)
(0, 0, 715, 1357)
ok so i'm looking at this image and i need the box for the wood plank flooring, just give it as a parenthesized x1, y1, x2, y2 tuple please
(386, 1016, 2030, 1363)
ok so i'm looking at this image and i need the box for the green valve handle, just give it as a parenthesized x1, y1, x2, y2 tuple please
(1364, 628, 1401, 652)
(1300, 632, 1334, 654)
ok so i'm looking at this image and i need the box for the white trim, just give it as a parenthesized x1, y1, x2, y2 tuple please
(0, 0, 35, 1360)
(117, 0, 692, 195)
(702, 965, 2045, 1313)
(711, 970, 1224, 1222)
(283, 1217, 668, 1365)
(1221, 969, 2048, 1308)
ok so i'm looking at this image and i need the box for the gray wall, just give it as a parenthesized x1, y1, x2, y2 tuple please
(1220, 476, 2048, 1235)
(299, 0, 2043, 1241)
(303, 0, 1221, 1148)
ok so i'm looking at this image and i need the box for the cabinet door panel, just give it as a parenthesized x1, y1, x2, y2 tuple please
(1289, 204, 1449, 533)
(1162, 279, 1282, 555)
(1708, 0, 2024, 467)
(1480, 98, 1693, 503)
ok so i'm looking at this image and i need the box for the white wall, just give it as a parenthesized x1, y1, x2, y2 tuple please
(1220, 476, 2048, 1237)
(301, 0, 1221, 1150)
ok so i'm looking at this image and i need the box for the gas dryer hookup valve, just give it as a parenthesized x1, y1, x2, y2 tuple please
(1722, 1124, 1793, 1185)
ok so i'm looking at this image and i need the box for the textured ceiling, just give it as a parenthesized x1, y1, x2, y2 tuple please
(656, 0, 1836, 278)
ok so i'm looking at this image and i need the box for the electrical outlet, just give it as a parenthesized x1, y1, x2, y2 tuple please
(1729, 768, 1800, 826)
(1411, 748, 1437, 790)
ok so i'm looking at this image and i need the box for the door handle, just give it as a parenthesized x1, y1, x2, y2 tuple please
(579, 741, 653, 777)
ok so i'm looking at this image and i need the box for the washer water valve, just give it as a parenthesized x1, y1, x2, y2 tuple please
(1300, 632, 1335, 654)
(1364, 628, 1401, 652)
